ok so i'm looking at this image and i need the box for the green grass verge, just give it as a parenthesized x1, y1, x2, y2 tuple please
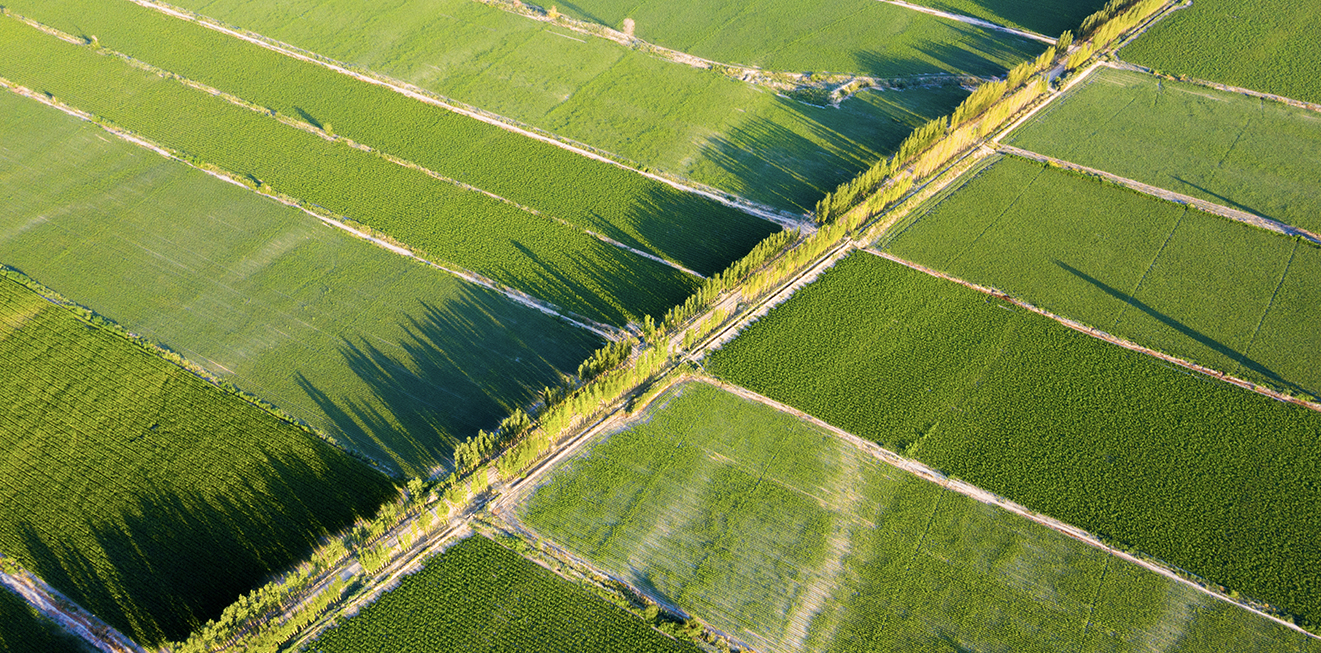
(305, 535, 701, 653)
(0, 16, 696, 326)
(896, 0, 1109, 37)
(708, 253, 1321, 630)
(164, 0, 970, 212)
(1120, 0, 1321, 104)
(0, 587, 90, 653)
(883, 155, 1321, 400)
(520, 380, 1312, 651)
(0, 91, 601, 478)
(0, 271, 396, 646)
(5, 0, 779, 278)
(1007, 67, 1321, 235)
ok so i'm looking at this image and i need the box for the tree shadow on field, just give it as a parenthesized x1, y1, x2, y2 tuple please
(1171, 175, 1274, 221)
(955, 0, 1110, 39)
(8, 442, 395, 646)
(296, 285, 603, 478)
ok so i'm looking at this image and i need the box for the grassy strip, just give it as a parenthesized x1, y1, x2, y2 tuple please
(0, 14, 696, 326)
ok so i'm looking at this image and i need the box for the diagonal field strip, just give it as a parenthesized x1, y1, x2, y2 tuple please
(873, 0, 1057, 44)
(997, 144, 1321, 245)
(120, 0, 805, 230)
(0, 77, 627, 342)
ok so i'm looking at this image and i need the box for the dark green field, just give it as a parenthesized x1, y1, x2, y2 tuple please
(904, 0, 1109, 36)
(0, 271, 395, 645)
(0, 588, 90, 653)
(710, 252, 1321, 629)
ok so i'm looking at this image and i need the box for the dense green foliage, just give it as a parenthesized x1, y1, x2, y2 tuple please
(0, 272, 396, 645)
(0, 17, 696, 326)
(0, 92, 600, 477)
(710, 253, 1321, 628)
(884, 156, 1321, 400)
(167, 0, 970, 212)
(307, 535, 701, 653)
(901, 0, 1109, 36)
(1008, 67, 1321, 235)
(522, 381, 1311, 651)
(0, 587, 89, 653)
(1121, 0, 1321, 104)
(5, 0, 779, 278)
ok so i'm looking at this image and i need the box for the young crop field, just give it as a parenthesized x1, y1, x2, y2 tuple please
(1006, 67, 1321, 235)
(305, 534, 702, 653)
(899, 0, 1110, 37)
(708, 253, 1321, 630)
(882, 155, 1321, 401)
(0, 91, 601, 478)
(4, 0, 779, 279)
(1120, 0, 1321, 105)
(165, 0, 971, 212)
(518, 380, 1313, 652)
(0, 587, 90, 653)
(0, 271, 396, 645)
(0, 15, 697, 326)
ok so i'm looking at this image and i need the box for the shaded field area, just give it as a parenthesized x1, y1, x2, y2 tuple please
(538, 0, 1043, 76)
(0, 272, 396, 646)
(1006, 67, 1321, 235)
(5, 0, 778, 279)
(0, 16, 696, 326)
(709, 253, 1321, 630)
(1120, 0, 1321, 105)
(306, 535, 701, 653)
(882, 155, 1321, 401)
(899, 0, 1109, 37)
(519, 381, 1313, 652)
(0, 91, 601, 478)
(0, 587, 90, 653)
(170, 0, 970, 212)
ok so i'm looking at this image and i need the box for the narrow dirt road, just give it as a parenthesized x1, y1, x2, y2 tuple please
(0, 562, 145, 653)
(874, 0, 1056, 44)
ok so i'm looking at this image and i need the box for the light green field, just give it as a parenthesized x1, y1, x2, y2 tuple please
(1007, 67, 1321, 235)
(169, 0, 971, 212)
(0, 90, 601, 478)
(883, 155, 1321, 400)
(519, 381, 1312, 652)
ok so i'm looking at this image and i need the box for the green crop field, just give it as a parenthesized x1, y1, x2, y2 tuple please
(1006, 67, 1321, 235)
(306, 535, 701, 653)
(709, 253, 1321, 629)
(0, 271, 396, 645)
(882, 155, 1321, 401)
(1120, 0, 1321, 105)
(0, 91, 601, 478)
(0, 587, 90, 653)
(519, 380, 1312, 652)
(0, 16, 697, 326)
(4, 0, 779, 279)
(900, 0, 1109, 37)
(167, 0, 971, 212)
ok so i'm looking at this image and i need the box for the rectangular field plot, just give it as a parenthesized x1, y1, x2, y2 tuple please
(163, 0, 970, 212)
(1120, 0, 1321, 104)
(0, 91, 601, 478)
(708, 253, 1321, 632)
(0, 588, 89, 653)
(0, 271, 395, 646)
(1006, 66, 1321, 235)
(0, 15, 696, 326)
(305, 535, 700, 653)
(517, 381, 1311, 652)
(882, 155, 1321, 400)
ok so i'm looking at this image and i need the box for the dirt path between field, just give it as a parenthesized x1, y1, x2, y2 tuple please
(873, 0, 1057, 44)
(997, 143, 1321, 245)
(0, 559, 145, 653)
(1105, 60, 1321, 115)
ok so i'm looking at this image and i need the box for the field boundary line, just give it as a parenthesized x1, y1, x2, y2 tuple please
(0, 76, 626, 342)
(1235, 241, 1298, 380)
(872, 0, 1057, 44)
(699, 376, 1321, 641)
(863, 248, 1321, 414)
(1105, 61, 1321, 115)
(120, 0, 807, 230)
(0, 557, 145, 653)
(997, 144, 1321, 245)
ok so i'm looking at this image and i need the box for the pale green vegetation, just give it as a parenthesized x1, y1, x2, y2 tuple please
(0, 270, 396, 645)
(521, 381, 1313, 651)
(1007, 67, 1321, 235)
(0, 587, 91, 653)
(709, 253, 1321, 629)
(0, 90, 602, 477)
(883, 155, 1321, 400)
(1120, 0, 1321, 104)
(168, 0, 972, 211)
